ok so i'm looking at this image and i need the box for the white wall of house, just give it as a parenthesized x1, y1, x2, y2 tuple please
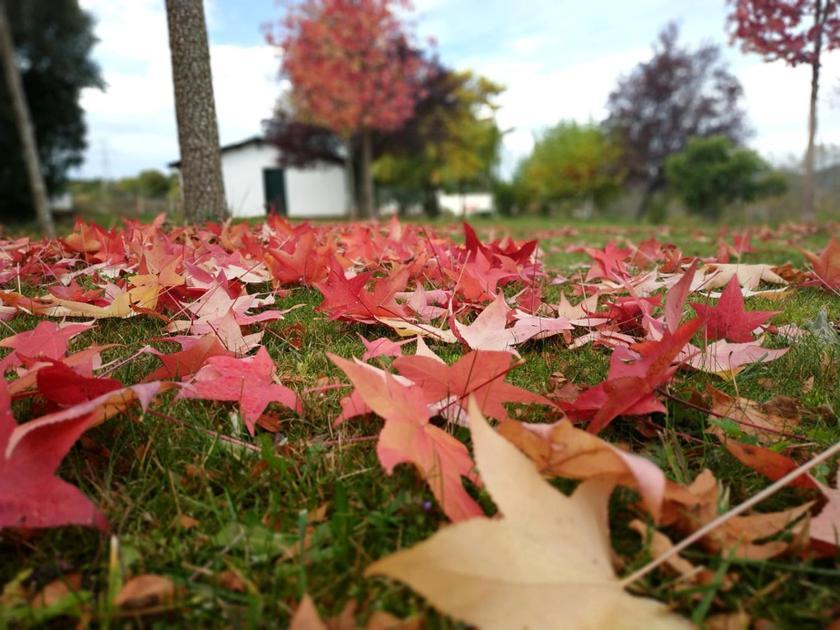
(220, 144, 274, 217)
(437, 191, 494, 217)
(285, 163, 346, 218)
(205, 141, 346, 219)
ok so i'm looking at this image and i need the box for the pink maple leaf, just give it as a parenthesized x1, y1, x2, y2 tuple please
(179, 347, 301, 434)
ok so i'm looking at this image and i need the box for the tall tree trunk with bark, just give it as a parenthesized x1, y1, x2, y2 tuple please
(360, 129, 377, 219)
(165, 0, 227, 223)
(0, 0, 55, 238)
(802, 0, 824, 223)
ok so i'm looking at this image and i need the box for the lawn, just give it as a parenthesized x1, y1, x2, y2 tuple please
(0, 215, 838, 628)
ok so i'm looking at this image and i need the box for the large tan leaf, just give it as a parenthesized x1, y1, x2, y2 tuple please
(365, 398, 689, 630)
(703, 264, 786, 291)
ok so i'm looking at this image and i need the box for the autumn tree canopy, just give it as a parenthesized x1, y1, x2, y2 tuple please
(270, 0, 427, 218)
(374, 69, 503, 214)
(603, 23, 749, 218)
(513, 122, 623, 214)
(728, 0, 840, 221)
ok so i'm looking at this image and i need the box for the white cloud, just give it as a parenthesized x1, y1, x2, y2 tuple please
(77, 0, 281, 177)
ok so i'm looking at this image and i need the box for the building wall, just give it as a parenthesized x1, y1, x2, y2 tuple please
(219, 143, 347, 219)
(285, 164, 346, 218)
(437, 192, 494, 217)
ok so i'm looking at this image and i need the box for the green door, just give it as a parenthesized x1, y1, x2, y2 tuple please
(263, 168, 287, 216)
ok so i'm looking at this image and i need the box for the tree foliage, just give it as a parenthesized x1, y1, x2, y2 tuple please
(514, 122, 622, 213)
(729, 0, 839, 64)
(665, 135, 786, 220)
(728, 0, 840, 220)
(603, 23, 749, 216)
(374, 69, 503, 212)
(0, 0, 101, 220)
(271, 0, 426, 217)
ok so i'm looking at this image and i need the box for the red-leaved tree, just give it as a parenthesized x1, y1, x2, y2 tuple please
(269, 0, 425, 219)
(729, 0, 840, 221)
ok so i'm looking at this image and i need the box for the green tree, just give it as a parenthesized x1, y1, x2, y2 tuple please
(665, 135, 786, 220)
(120, 169, 173, 199)
(514, 121, 623, 213)
(374, 71, 503, 214)
(0, 0, 101, 223)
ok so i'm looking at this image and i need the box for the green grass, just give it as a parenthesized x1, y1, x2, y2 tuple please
(1, 218, 839, 627)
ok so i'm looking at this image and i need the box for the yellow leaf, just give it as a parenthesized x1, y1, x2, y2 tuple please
(365, 398, 689, 629)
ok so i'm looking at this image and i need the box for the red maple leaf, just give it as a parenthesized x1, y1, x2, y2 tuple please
(0, 381, 107, 531)
(144, 334, 234, 381)
(315, 261, 410, 323)
(570, 318, 703, 433)
(329, 353, 482, 522)
(265, 230, 329, 286)
(179, 347, 301, 435)
(36, 361, 123, 408)
(584, 241, 631, 281)
(803, 237, 840, 291)
(0, 321, 93, 373)
(393, 349, 553, 425)
(691, 276, 778, 342)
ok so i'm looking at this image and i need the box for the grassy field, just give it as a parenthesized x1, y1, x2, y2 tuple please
(1, 216, 839, 627)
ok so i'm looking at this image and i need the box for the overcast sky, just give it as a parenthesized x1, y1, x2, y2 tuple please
(76, 0, 840, 180)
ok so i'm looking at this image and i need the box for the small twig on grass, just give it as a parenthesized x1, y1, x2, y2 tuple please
(619, 439, 840, 588)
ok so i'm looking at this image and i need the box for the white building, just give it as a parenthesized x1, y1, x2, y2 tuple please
(169, 136, 348, 219)
(437, 191, 494, 217)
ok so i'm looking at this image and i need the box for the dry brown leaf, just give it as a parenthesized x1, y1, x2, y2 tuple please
(177, 514, 200, 529)
(629, 521, 737, 592)
(660, 469, 812, 560)
(629, 521, 698, 580)
(706, 610, 750, 630)
(498, 418, 667, 519)
(366, 610, 421, 629)
(707, 387, 801, 444)
(290, 594, 327, 630)
(216, 569, 247, 593)
(290, 596, 360, 630)
(114, 574, 175, 610)
(30, 574, 82, 608)
(811, 472, 840, 551)
(365, 398, 689, 629)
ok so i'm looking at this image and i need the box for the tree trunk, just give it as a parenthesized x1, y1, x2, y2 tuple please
(636, 181, 655, 220)
(344, 137, 357, 219)
(0, 0, 55, 237)
(165, 0, 227, 223)
(802, 0, 824, 223)
(360, 129, 377, 219)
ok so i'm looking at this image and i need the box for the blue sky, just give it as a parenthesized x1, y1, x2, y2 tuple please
(76, 0, 840, 179)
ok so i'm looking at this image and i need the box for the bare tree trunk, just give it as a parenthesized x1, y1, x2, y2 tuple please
(802, 0, 824, 223)
(165, 0, 227, 223)
(0, 0, 55, 238)
(344, 137, 357, 220)
(360, 129, 377, 219)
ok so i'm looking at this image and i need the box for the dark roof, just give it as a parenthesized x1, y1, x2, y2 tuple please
(167, 135, 266, 168)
